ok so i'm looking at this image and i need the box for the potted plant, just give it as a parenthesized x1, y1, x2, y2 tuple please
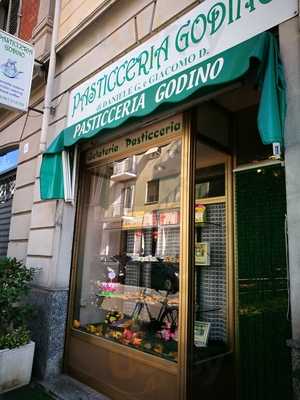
(0, 257, 35, 394)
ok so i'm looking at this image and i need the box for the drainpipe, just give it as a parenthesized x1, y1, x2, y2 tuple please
(5, 0, 12, 32)
(16, 0, 22, 36)
(39, 0, 61, 153)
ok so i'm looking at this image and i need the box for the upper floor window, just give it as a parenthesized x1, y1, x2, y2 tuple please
(0, 148, 19, 174)
(0, 148, 18, 204)
(0, 0, 20, 35)
(146, 179, 159, 204)
(123, 185, 134, 210)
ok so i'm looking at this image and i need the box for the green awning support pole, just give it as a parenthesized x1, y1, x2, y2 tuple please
(71, 146, 79, 206)
(62, 150, 71, 202)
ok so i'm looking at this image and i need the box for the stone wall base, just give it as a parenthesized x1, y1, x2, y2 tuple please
(28, 287, 69, 379)
(287, 340, 300, 400)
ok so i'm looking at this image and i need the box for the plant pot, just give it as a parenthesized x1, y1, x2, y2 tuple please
(0, 341, 35, 394)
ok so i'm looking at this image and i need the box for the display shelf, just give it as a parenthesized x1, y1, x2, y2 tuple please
(195, 263, 224, 267)
(76, 325, 178, 362)
(195, 221, 223, 228)
(195, 306, 222, 313)
(96, 290, 179, 306)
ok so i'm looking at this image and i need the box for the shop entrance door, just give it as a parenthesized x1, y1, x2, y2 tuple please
(190, 138, 235, 400)
(235, 163, 293, 400)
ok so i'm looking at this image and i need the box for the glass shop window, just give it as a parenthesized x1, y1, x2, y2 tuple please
(193, 140, 229, 362)
(146, 179, 159, 203)
(73, 140, 181, 362)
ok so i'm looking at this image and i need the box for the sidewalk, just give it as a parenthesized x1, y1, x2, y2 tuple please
(40, 375, 110, 400)
(0, 384, 53, 400)
(0, 375, 110, 400)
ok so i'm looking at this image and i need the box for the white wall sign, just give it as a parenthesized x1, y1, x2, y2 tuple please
(67, 0, 298, 129)
(0, 29, 35, 111)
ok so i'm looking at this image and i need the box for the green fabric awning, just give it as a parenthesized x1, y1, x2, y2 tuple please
(40, 32, 286, 200)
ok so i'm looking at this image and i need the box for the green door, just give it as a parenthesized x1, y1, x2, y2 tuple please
(235, 164, 292, 400)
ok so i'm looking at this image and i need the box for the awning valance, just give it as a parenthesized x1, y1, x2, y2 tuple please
(40, 32, 286, 200)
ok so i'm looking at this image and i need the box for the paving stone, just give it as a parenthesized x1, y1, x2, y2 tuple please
(39, 374, 111, 400)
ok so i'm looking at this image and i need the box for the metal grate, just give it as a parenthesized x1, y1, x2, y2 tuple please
(156, 226, 180, 257)
(125, 229, 153, 287)
(126, 231, 135, 254)
(0, 172, 15, 203)
(236, 165, 292, 400)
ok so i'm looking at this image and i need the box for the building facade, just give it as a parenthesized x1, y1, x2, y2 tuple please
(1, 1, 300, 399)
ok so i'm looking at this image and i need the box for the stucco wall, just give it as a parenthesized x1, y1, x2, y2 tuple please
(59, 0, 110, 43)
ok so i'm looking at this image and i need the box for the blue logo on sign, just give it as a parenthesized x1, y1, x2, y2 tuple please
(0, 59, 23, 79)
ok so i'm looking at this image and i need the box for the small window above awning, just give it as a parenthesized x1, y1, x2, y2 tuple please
(0, 149, 19, 175)
(40, 32, 286, 200)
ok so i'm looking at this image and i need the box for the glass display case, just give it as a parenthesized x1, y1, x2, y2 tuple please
(72, 140, 182, 362)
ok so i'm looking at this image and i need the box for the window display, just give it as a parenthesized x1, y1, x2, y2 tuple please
(73, 140, 181, 362)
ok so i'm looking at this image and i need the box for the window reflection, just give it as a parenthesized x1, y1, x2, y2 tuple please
(74, 141, 181, 362)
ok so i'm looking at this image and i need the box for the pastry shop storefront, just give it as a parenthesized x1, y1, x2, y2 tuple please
(40, 2, 296, 399)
